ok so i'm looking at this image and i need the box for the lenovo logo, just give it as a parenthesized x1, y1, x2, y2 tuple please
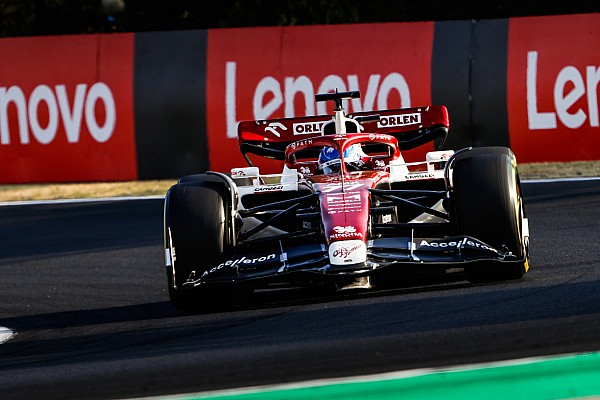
(527, 51, 599, 130)
(226, 61, 412, 138)
(0, 82, 116, 145)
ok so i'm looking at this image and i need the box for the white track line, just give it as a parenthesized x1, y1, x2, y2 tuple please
(522, 176, 600, 183)
(0, 326, 15, 344)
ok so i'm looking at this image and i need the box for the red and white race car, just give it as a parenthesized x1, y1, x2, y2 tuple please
(164, 91, 530, 311)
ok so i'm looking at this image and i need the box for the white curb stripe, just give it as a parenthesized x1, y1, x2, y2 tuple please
(0, 326, 15, 344)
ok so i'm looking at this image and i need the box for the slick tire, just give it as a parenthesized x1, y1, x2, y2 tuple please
(451, 147, 529, 282)
(166, 184, 233, 312)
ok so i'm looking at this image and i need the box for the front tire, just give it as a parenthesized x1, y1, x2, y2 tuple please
(451, 147, 529, 282)
(165, 184, 233, 311)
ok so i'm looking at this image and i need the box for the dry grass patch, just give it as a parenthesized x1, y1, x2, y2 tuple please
(0, 180, 176, 202)
(0, 161, 598, 202)
(518, 161, 600, 180)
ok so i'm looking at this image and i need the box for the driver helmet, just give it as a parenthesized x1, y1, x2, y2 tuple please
(317, 144, 365, 174)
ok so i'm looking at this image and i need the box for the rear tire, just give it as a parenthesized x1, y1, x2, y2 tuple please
(166, 184, 233, 312)
(451, 147, 529, 282)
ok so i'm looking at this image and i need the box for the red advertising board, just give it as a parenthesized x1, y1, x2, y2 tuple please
(206, 23, 434, 173)
(0, 34, 137, 183)
(507, 14, 600, 162)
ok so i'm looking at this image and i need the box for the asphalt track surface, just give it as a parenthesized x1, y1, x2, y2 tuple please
(1, 179, 599, 400)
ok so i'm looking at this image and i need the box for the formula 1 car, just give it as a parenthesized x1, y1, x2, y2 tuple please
(164, 91, 530, 311)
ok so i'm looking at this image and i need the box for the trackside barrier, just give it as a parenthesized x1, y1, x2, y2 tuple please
(0, 13, 597, 183)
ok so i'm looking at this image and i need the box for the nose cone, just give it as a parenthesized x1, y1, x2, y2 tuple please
(313, 180, 370, 246)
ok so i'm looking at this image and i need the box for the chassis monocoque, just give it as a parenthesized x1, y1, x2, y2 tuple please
(164, 91, 530, 311)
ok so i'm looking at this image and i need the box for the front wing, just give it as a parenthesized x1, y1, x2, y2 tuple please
(174, 235, 526, 291)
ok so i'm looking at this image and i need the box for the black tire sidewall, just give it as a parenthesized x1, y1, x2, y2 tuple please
(167, 184, 227, 287)
(451, 148, 523, 257)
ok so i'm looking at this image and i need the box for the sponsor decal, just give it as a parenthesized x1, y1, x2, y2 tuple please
(418, 238, 499, 253)
(377, 112, 421, 128)
(330, 225, 363, 240)
(329, 239, 367, 265)
(426, 151, 453, 161)
(226, 64, 415, 139)
(201, 254, 276, 278)
(300, 166, 311, 175)
(327, 193, 360, 204)
(368, 133, 393, 141)
(374, 159, 386, 168)
(254, 185, 284, 192)
(507, 14, 600, 162)
(0, 34, 136, 183)
(405, 172, 435, 180)
(382, 214, 392, 224)
(333, 244, 361, 258)
(231, 167, 259, 177)
(326, 192, 362, 214)
(526, 50, 599, 131)
(264, 122, 287, 137)
(333, 225, 357, 234)
(293, 121, 326, 135)
(290, 138, 313, 149)
(320, 182, 363, 193)
(0, 83, 116, 145)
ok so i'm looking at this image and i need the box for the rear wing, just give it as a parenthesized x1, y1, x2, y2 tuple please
(237, 105, 449, 163)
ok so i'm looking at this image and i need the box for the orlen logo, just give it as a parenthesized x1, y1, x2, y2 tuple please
(293, 121, 327, 135)
(0, 82, 116, 145)
(377, 112, 421, 128)
(226, 61, 412, 138)
(527, 51, 599, 130)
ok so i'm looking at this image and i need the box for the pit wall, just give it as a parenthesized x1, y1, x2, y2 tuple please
(0, 13, 597, 183)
